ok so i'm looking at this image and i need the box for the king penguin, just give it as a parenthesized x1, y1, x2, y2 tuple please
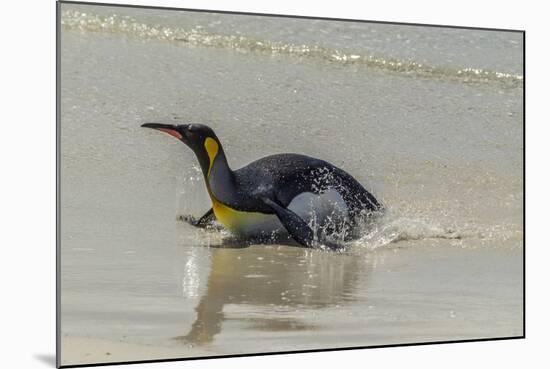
(142, 123, 383, 249)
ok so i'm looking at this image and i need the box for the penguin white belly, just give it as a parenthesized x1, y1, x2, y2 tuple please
(213, 188, 349, 237)
(288, 188, 350, 229)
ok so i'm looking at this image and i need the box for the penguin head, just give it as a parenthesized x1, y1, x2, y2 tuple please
(141, 123, 223, 175)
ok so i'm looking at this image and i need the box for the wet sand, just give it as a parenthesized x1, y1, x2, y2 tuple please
(60, 242, 522, 366)
(60, 336, 208, 365)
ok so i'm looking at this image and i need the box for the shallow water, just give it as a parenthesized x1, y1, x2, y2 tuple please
(59, 3, 523, 366)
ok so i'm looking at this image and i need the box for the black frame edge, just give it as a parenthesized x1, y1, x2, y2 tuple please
(58, 0, 525, 33)
(59, 336, 524, 368)
(56, 0, 62, 368)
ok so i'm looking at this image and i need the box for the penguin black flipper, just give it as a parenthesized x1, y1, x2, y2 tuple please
(180, 208, 216, 228)
(260, 198, 314, 247)
(260, 197, 341, 250)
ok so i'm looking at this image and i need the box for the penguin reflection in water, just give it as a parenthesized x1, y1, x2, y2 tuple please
(142, 123, 383, 250)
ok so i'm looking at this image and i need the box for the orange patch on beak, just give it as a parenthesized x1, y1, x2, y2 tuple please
(158, 128, 183, 139)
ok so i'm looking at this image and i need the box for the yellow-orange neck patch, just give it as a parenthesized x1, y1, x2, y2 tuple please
(204, 137, 219, 177)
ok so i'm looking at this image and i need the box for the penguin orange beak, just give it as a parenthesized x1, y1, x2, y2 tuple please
(141, 123, 183, 140)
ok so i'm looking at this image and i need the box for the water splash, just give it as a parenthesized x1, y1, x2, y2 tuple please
(353, 215, 463, 250)
(61, 10, 523, 88)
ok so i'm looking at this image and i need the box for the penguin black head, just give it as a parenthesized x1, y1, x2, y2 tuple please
(141, 123, 223, 176)
(142, 123, 217, 149)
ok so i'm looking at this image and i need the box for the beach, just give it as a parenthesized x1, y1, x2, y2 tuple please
(59, 4, 523, 366)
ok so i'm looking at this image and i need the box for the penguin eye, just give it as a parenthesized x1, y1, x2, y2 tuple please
(185, 124, 200, 140)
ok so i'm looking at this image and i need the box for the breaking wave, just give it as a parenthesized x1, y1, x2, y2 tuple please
(61, 10, 523, 88)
